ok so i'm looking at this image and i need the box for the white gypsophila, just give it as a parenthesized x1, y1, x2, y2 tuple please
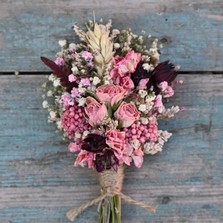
(140, 117, 149, 125)
(48, 74, 55, 82)
(114, 43, 120, 49)
(58, 39, 67, 48)
(144, 142, 163, 155)
(130, 139, 140, 149)
(92, 76, 101, 85)
(71, 65, 78, 73)
(56, 120, 62, 129)
(77, 98, 86, 107)
(75, 132, 82, 139)
(69, 43, 76, 50)
(112, 29, 120, 36)
(142, 63, 151, 71)
(49, 111, 56, 119)
(159, 106, 180, 119)
(139, 90, 147, 98)
(47, 90, 53, 97)
(42, 82, 46, 88)
(53, 79, 61, 87)
(138, 104, 147, 112)
(83, 131, 90, 138)
(145, 94, 156, 103)
(42, 100, 49, 109)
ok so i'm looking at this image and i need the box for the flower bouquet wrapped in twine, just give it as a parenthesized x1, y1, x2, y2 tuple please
(41, 18, 182, 222)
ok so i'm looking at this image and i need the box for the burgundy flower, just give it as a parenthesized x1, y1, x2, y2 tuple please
(81, 134, 107, 153)
(40, 56, 78, 92)
(95, 150, 119, 172)
(131, 61, 177, 94)
(131, 62, 151, 87)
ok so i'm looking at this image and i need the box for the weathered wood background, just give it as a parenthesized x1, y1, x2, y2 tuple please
(0, 1, 223, 223)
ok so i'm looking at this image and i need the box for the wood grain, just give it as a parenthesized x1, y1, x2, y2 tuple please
(0, 0, 223, 71)
(0, 74, 223, 222)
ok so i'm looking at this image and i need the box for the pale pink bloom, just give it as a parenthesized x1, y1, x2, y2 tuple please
(68, 74, 77, 82)
(138, 78, 149, 90)
(85, 97, 108, 126)
(82, 51, 93, 61)
(121, 143, 133, 166)
(125, 50, 142, 73)
(110, 51, 141, 80)
(96, 84, 126, 106)
(164, 86, 174, 97)
(114, 102, 140, 128)
(154, 95, 164, 113)
(159, 81, 168, 91)
(60, 93, 74, 108)
(74, 150, 95, 169)
(71, 88, 80, 98)
(106, 129, 126, 158)
(54, 57, 65, 66)
(132, 147, 144, 168)
(69, 142, 81, 152)
(117, 76, 135, 91)
(80, 78, 91, 86)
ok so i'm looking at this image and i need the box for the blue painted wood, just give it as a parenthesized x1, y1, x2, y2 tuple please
(0, 74, 223, 222)
(0, 1, 223, 71)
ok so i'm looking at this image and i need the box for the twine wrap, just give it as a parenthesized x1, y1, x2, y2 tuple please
(66, 166, 156, 221)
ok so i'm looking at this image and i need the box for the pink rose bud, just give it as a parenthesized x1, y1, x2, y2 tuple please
(96, 84, 126, 106)
(114, 102, 140, 128)
(85, 97, 108, 126)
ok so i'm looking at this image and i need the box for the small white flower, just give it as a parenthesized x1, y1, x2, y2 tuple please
(130, 139, 140, 149)
(78, 87, 86, 94)
(92, 76, 101, 85)
(75, 132, 82, 139)
(83, 131, 90, 138)
(48, 74, 55, 82)
(56, 120, 62, 129)
(69, 43, 76, 50)
(71, 65, 78, 73)
(53, 79, 61, 87)
(139, 104, 147, 112)
(58, 39, 67, 48)
(114, 43, 120, 49)
(112, 29, 120, 35)
(139, 90, 147, 98)
(42, 100, 49, 108)
(140, 117, 149, 125)
(49, 111, 56, 119)
(142, 63, 151, 71)
(47, 90, 53, 97)
(77, 98, 86, 106)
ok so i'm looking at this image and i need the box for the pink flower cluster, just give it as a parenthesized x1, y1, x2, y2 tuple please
(124, 119, 158, 143)
(110, 51, 141, 91)
(61, 105, 90, 139)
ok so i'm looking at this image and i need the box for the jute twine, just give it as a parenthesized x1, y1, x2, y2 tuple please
(66, 166, 156, 221)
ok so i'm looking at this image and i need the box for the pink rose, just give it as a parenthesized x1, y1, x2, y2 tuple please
(74, 150, 95, 169)
(96, 84, 126, 106)
(85, 97, 108, 126)
(114, 102, 140, 128)
(110, 51, 141, 81)
(116, 76, 135, 91)
(125, 50, 141, 73)
(106, 129, 126, 156)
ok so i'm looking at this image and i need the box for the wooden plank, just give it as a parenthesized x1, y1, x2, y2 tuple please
(0, 0, 223, 71)
(0, 74, 223, 222)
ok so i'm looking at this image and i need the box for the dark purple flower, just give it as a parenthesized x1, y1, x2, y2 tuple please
(131, 61, 177, 94)
(131, 62, 151, 87)
(81, 134, 107, 153)
(95, 150, 119, 172)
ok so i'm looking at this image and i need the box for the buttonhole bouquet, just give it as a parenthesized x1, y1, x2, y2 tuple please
(41, 18, 182, 223)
